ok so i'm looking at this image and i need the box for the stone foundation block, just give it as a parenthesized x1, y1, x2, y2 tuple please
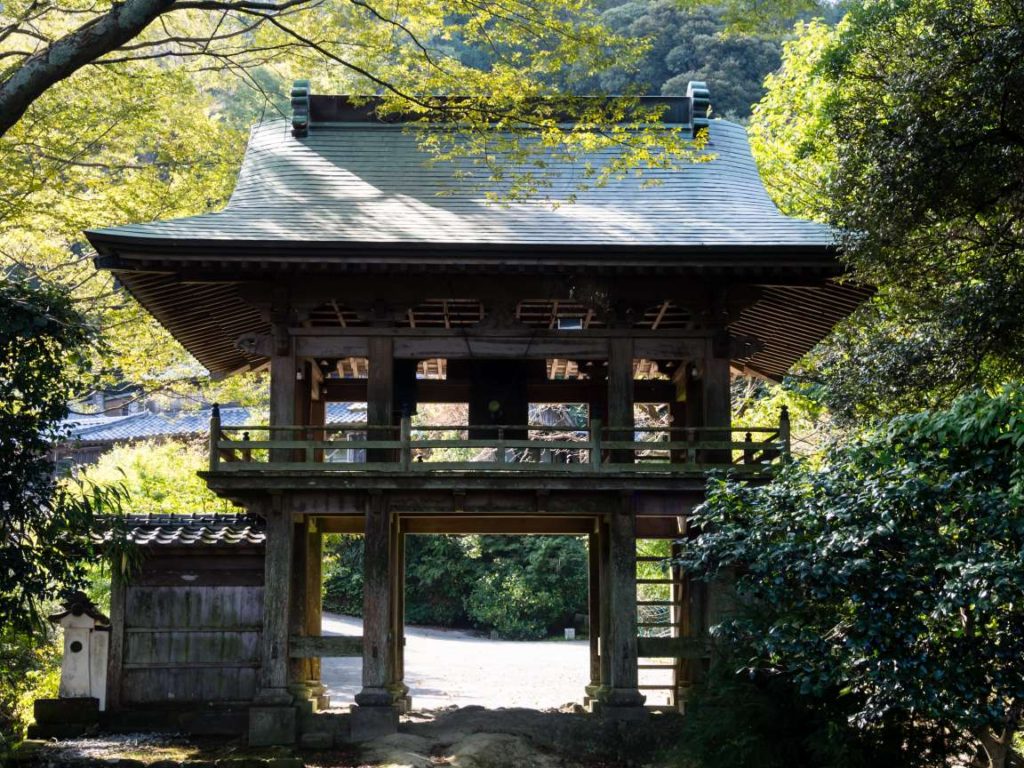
(349, 705, 398, 742)
(248, 705, 297, 746)
(33, 697, 99, 724)
(299, 731, 333, 750)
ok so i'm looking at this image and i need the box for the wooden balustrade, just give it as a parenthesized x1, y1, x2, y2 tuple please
(206, 408, 791, 476)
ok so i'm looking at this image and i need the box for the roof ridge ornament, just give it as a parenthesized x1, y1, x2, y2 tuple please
(291, 80, 311, 138)
(686, 81, 711, 138)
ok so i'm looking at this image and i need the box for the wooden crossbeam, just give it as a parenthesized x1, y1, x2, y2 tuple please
(288, 635, 362, 658)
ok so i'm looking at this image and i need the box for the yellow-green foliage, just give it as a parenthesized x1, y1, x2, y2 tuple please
(78, 440, 237, 514)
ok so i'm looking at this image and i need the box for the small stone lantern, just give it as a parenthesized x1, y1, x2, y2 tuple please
(30, 593, 111, 738)
(48, 592, 110, 710)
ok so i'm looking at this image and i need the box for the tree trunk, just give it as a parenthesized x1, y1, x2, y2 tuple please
(0, 0, 174, 137)
(978, 726, 1019, 768)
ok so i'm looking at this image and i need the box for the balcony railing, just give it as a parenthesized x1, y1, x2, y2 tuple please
(207, 408, 791, 477)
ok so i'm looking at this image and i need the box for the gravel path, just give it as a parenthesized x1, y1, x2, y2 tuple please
(321, 614, 591, 710)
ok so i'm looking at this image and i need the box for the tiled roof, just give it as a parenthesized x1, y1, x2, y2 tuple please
(118, 513, 265, 547)
(64, 403, 365, 445)
(87, 115, 835, 249)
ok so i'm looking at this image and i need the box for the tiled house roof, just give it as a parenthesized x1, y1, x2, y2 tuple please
(63, 403, 365, 445)
(115, 513, 266, 547)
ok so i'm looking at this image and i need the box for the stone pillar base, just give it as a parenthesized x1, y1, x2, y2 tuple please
(350, 705, 399, 741)
(593, 687, 646, 720)
(248, 705, 297, 746)
(27, 698, 99, 739)
(596, 703, 649, 721)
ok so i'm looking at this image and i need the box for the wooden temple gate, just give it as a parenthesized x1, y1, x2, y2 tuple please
(85, 86, 867, 745)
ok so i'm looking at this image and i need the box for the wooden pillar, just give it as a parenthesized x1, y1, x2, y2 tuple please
(258, 498, 294, 704)
(601, 498, 645, 715)
(105, 568, 126, 711)
(598, 519, 612, 691)
(288, 517, 309, 698)
(305, 520, 326, 705)
(702, 335, 732, 464)
(388, 522, 409, 711)
(270, 322, 296, 465)
(367, 337, 394, 464)
(356, 493, 394, 707)
(607, 338, 634, 464)
(585, 529, 603, 703)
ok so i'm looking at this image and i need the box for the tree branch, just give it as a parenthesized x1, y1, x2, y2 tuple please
(0, 0, 179, 137)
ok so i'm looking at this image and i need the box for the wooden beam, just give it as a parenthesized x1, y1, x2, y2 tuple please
(635, 636, 709, 660)
(401, 516, 596, 535)
(316, 515, 366, 534)
(322, 379, 676, 405)
(289, 635, 362, 658)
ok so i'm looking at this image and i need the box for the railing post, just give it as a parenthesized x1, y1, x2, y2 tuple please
(779, 406, 791, 463)
(495, 427, 506, 465)
(242, 431, 252, 464)
(208, 403, 221, 472)
(400, 416, 412, 471)
(590, 419, 602, 472)
(743, 432, 754, 465)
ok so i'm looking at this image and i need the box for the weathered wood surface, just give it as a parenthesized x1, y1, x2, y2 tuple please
(260, 502, 293, 698)
(288, 635, 362, 658)
(119, 583, 264, 705)
(635, 636, 709, 660)
(356, 493, 394, 706)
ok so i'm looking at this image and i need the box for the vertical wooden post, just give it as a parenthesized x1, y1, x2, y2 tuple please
(598, 518, 612, 693)
(258, 498, 294, 704)
(356, 492, 393, 706)
(602, 497, 645, 716)
(702, 337, 731, 466)
(352, 492, 398, 739)
(105, 566, 127, 712)
(607, 338, 635, 464)
(779, 405, 791, 462)
(208, 403, 221, 472)
(585, 529, 603, 704)
(305, 520, 326, 707)
(389, 520, 409, 711)
(270, 322, 296, 466)
(367, 337, 394, 465)
(589, 418, 603, 471)
(288, 516, 309, 698)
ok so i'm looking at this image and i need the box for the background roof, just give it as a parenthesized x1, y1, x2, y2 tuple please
(63, 403, 365, 445)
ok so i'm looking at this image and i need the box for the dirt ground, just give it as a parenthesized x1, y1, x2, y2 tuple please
(321, 614, 673, 709)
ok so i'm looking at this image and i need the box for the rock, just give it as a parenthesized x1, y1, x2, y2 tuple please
(359, 733, 433, 768)
(450, 733, 560, 768)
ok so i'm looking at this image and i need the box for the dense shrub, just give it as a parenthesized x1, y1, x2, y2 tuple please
(679, 386, 1024, 768)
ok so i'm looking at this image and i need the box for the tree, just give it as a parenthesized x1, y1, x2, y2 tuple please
(78, 440, 236, 514)
(1, 1, 709, 399)
(0, 275, 122, 629)
(584, 2, 782, 120)
(679, 385, 1024, 768)
(749, 0, 1024, 421)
